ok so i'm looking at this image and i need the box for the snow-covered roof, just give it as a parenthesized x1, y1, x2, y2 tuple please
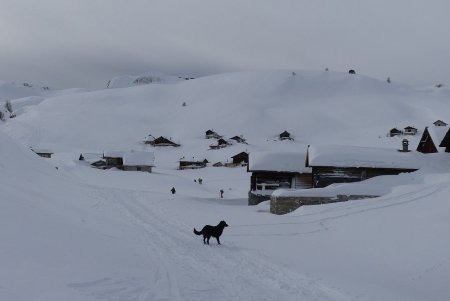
(123, 150, 155, 166)
(103, 150, 155, 166)
(425, 126, 448, 148)
(248, 151, 311, 173)
(103, 151, 124, 158)
(307, 145, 421, 169)
(31, 148, 53, 154)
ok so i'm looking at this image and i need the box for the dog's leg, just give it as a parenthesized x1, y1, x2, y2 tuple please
(203, 236, 207, 244)
(216, 237, 221, 245)
(206, 236, 210, 245)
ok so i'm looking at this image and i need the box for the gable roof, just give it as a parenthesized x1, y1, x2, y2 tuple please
(417, 126, 448, 153)
(439, 128, 450, 148)
(306, 145, 420, 169)
(248, 151, 311, 173)
(433, 120, 447, 126)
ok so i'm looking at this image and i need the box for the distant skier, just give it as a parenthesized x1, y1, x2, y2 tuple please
(198, 178, 203, 185)
(171, 187, 176, 194)
(220, 189, 224, 198)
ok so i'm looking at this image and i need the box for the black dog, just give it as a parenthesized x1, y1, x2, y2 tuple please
(194, 220, 228, 245)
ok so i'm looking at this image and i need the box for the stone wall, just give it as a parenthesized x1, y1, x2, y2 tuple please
(270, 194, 378, 215)
(248, 191, 270, 206)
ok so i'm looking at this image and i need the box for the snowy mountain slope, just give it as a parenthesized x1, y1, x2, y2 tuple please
(2, 70, 450, 300)
(3, 70, 450, 167)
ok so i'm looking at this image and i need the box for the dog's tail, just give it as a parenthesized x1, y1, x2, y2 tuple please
(193, 228, 202, 235)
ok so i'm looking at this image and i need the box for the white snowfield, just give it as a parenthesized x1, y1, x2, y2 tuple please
(1, 70, 450, 300)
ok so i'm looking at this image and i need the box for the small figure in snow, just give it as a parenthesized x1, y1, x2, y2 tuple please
(220, 189, 224, 198)
(198, 178, 203, 185)
(79, 153, 84, 161)
(171, 187, 176, 194)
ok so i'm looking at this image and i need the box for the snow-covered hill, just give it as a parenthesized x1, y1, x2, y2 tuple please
(106, 71, 186, 89)
(1, 70, 450, 300)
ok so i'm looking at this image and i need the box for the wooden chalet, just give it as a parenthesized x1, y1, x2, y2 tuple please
(416, 126, 448, 153)
(433, 120, 447, 127)
(403, 126, 418, 135)
(31, 148, 53, 158)
(389, 128, 402, 137)
(231, 152, 249, 165)
(146, 136, 180, 147)
(306, 145, 418, 188)
(179, 159, 208, 170)
(205, 130, 222, 139)
(279, 130, 292, 141)
(209, 138, 230, 149)
(247, 151, 312, 205)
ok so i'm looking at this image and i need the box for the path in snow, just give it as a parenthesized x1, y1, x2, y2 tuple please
(68, 187, 350, 301)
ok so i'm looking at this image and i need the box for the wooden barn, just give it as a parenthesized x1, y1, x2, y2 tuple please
(433, 120, 447, 127)
(306, 145, 419, 188)
(389, 128, 402, 137)
(209, 138, 230, 149)
(205, 130, 222, 139)
(416, 126, 448, 153)
(179, 159, 208, 170)
(231, 152, 249, 165)
(247, 151, 312, 205)
(403, 126, 418, 135)
(145, 136, 180, 147)
(279, 130, 292, 141)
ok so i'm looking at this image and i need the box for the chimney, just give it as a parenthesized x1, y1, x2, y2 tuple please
(399, 139, 410, 152)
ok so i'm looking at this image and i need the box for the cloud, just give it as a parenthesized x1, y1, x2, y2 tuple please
(0, 0, 449, 88)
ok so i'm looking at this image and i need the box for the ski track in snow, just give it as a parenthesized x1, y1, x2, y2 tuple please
(68, 187, 350, 301)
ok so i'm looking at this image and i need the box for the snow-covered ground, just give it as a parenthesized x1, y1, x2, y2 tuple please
(1, 70, 450, 300)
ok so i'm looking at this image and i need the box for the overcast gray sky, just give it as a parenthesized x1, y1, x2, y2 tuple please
(0, 0, 449, 89)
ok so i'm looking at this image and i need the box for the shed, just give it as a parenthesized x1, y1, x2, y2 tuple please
(247, 151, 312, 205)
(416, 126, 448, 153)
(306, 145, 419, 188)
